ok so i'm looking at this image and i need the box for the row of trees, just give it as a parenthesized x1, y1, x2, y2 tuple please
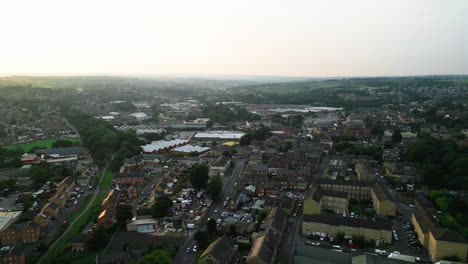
(201, 104, 260, 125)
(62, 108, 142, 171)
(408, 136, 468, 189)
(240, 125, 272, 145)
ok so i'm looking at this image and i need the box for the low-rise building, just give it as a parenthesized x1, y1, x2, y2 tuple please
(246, 206, 286, 264)
(264, 196, 295, 216)
(302, 214, 392, 246)
(199, 236, 235, 264)
(67, 233, 87, 253)
(355, 162, 375, 182)
(50, 192, 67, 209)
(126, 219, 158, 233)
(412, 203, 468, 262)
(315, 179, 396, 216)
(97, 209, 115, 228)
(56, 176, 75, 194)
(209, 156, 231, 176)
(42, 202, 60, 219)
(114, 171, 148, 186)
(33, 210, 50, 227)
(101, 189, 120, 214)
(0, 222, 40, 245)
(371, 183, 396, 217)
(0, 245, 25, 264)
(303, 187, 349, 215)
(243, 164, 269, 187)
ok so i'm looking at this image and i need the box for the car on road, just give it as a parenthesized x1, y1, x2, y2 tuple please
(186, 248, 190, 253)
(408, 204, 416, 208)
(392, 251, 400, 254)
(73, 201, 78, 205)
(192, 245, 197, 252)
(375, 249, 388, 256)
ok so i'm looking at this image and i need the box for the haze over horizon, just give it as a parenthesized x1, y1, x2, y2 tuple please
(1, 0, 467, 77)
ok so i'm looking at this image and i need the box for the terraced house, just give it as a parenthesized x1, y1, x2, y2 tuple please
(302, 214, 392, 246)
(114, 170, 148, 185)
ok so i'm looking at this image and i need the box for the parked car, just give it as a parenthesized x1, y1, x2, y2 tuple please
(186, 248, 190, 253)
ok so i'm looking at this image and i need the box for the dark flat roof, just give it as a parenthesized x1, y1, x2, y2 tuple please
(303, 214, 392, 231)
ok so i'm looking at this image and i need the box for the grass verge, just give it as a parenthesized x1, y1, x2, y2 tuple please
(100, 167, 114, 190)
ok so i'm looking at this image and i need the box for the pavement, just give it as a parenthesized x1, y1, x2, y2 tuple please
(173, 159, 245, 264)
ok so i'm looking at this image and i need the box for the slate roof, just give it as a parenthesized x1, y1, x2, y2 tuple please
(115, 171, 147, 179)
(248, 228, 280, 264)
(211, 156, 231, 167)
(303, 214, 392, 231)
(371, 183, 391, 202)
(36, 147, 87, 157)
(307, 187, 348, 202)
(200, 236, 233, 263)
(264, 196, 295, 211)
(316, 179, 374, 187)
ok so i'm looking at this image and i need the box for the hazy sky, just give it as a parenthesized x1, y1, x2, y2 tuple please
(1, 0, 467, 77)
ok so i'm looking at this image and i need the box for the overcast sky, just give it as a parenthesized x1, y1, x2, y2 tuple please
(1, 0, 467, 77)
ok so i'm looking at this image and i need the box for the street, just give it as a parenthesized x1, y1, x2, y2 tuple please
(172, 159, 245, 264)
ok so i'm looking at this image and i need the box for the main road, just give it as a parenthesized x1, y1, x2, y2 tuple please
(173, 159, 245, 264)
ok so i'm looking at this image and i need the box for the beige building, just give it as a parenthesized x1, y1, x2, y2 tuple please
(302, 214, 392, 246)
(355, 162, 375, 182)
(315, 179, 396, 217)
(412, 204, 468, 262)
(371, 183, 396, 216)
(303, 187, 349, 215)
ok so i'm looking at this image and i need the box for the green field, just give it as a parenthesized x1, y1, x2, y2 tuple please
(2, 138, 82, 152)
(100, 167, 114, 190)
(246, 80, 342, 94)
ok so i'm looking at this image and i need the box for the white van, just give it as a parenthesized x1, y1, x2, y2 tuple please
(186, 224, 197, 229)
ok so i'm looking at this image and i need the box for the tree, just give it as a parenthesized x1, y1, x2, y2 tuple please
(51, 139, 75, 148)
(206, 175, 222, 200)
(229, 224, 237, 236)
(88, 227, 110, 250)
(194, 230, 210, 249)
(428, 190, 442, 200)
(352, 235, 365, 247)
(117, 204, 133, 224)
(151, 196, 172, 218)
(188, 163, 209, 190)
(239, 134, 251, 146)
(392, 129, 402, 143)
(207, 218, 217, 234)
(336, 232, 345, 243)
